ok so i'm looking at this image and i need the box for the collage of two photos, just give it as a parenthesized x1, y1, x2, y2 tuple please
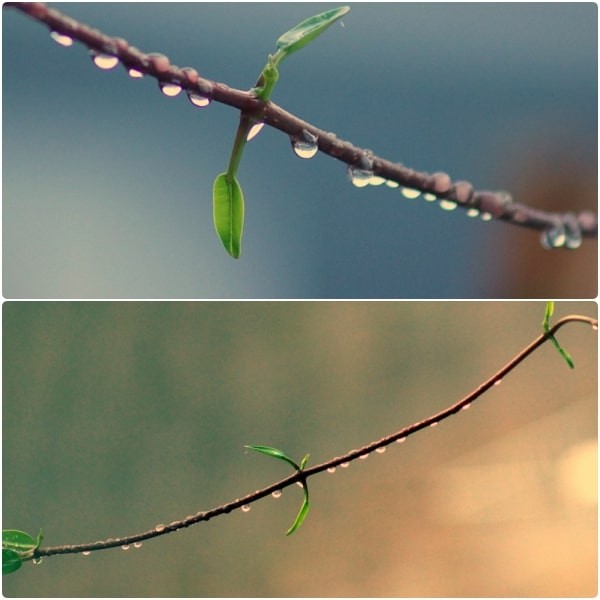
(3, 3, 598, 598)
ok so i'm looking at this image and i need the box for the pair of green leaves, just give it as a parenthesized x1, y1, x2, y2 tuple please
(245, 445, 310, 535)
(543, 302, 574, 368)
(3, 530, 43, 575)
(212, 6, 350, 258)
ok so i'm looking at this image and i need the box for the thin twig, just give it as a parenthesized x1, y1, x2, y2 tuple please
(32, 314, 597, 559)
(6, 2, 598, 242)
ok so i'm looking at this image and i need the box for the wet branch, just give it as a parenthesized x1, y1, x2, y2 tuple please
(31, 314, 597, 559)
(6, 2, 597, 245)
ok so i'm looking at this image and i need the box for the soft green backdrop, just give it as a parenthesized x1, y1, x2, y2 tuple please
(3, 301, 597, 596)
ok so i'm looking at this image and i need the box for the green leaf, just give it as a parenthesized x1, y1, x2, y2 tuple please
(213, 172, 244, 259)
(300, 453, 310, 470)
(542, 302, 574, 369)
(2, 530, 37, 553)
(2, 549, 22, 575)
(245, 445, 300, 471)
(276, 6, 350, 58)
(543, 301, 554, 332)
(286, 483, 310, 536)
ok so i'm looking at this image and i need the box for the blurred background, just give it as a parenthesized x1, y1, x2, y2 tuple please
(3, 3, 597, 298)
(3, 301, 597, 596)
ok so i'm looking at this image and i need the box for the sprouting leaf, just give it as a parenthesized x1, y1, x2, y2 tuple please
(245, 445, 312, 535)
(213, 172, 244, 258)
(286, 483, 310, 536)
(276, 6, 350, 58)
(245, 444, 300, 471)
(2, 530, 37, 554)
(543, 301, 554, 331)
(2, 548, 22, 575)
(542, 302, 574, 369)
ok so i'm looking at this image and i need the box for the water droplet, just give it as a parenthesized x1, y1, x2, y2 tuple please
(296, 481, 305, 488)
(241, 504, 251, 512)
(397, 437, 407, 443)
(128, 68, 144, 78)
(385, 180, 400, 188)
(494, 379, 502, 386)
(154, 524, 166, 533)
(246, 122, 264, 141)
(188, 92, 211, 108)
(82, 551, 91, 556)
(359, 453, 369, 460)
(272, 490, 282, 499)
(348, 166, 373, 188)
(121, 544, 130, 551)
(439, 199, 457, 211)
(430, 421, 439, 428)
(292, 130, 319, 159)
(462, 403, 471, 410)
(480, 212, 493, 221)
(133, 542, 143, 549)
(369, 176, 386, 186)
(541, 222, 566, 249)
(327, 467, 336, 473)
(341, 462, 350, 468)
(423, 193, 437, 202)
(466, 208, 480, 218)
(90, 51, 119, 70)
(592, 323, 598, 331)
(50, 31, 73, 47)
(401, 187, 421, 199)
(563, 216, 583, 249)
(159, 82, 182, 97)
(32, 557, 43, 565)
(375, 447, 386, 454)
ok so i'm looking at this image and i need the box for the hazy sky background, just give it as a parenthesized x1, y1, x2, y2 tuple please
(3, 301, 597, 596)
(3, 3, 597, 298)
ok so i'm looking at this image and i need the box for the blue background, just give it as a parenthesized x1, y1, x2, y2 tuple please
(3, 3, 597, 298)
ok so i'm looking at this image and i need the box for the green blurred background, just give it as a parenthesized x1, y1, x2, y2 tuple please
(2, 301, 597, 596)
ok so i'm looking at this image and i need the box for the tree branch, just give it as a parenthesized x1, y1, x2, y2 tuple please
(6, 2, 597, 247)
(30, 313, 597, 560)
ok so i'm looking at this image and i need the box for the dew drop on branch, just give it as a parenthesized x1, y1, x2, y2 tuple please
(341, 462, 350, 468)
(246, 122, 264, 141)
(159, 82, 182, 97)
(154, 524, 166, 533)
(133, 542, 143, 549)
(359, 453, 369, 459)
(292, 130, 318, 159)
(272, 490, 282, 499)
(327, 467, 336, 473)
(494, 379, 502, 386)
(462, 403, 471, 410)
(423, 193, 437, 202)
(32, 558, 43, 565)
(187, 92, 211, 108)
(540, 222, 566, 249)
(128, 68, 144, 78)
(439, 199, 457, 211)
(50, 31, 73, 47)
(241, 504, 251, 512)
(466, 208, 480, 218)
(90, 51, 119, 70)
(348, 166, 374, 188)
(430, 421, 439, 428)
(385, 180, 400, 188)
(401, 188, 421, 199)
(480, 212, 493, 221)
(375, 447, 386, 454)
(82, 551, 91, 556)
(397, 437, 407, 444)
(121, 545, 130, 551)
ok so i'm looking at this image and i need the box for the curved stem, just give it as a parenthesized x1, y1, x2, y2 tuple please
(32, 313, 597, 559)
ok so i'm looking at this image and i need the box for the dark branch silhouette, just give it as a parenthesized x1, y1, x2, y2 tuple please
(6, 2, 598, 247)
(29, 313, 597, 560)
